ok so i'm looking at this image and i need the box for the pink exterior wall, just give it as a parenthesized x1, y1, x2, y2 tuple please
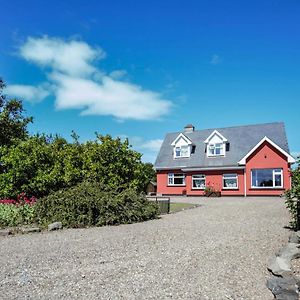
(157, 169, 245, 196)
(156, 141, 291, 196)
(245, 141, 290, 196)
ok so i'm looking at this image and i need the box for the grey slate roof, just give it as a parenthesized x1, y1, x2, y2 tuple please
(154, 122, 290, 170)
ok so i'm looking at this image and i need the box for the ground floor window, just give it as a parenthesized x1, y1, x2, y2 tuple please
(223, 173, 238, 189)
(168, 173, 185, 186)
(192, 174, 206, 189)
(251, 168, 283, 188)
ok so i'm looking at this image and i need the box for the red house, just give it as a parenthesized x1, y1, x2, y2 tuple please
(154, 122, 295, 196)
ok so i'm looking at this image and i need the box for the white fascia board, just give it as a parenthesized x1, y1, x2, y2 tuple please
(204, 130, 228, 144)
(238, 136, 296, 165)
(171, 133, 192, 146)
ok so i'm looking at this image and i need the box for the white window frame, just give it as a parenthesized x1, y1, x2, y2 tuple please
(222, 173, 238, 189)
(168, 173, 186, 186)
(207, 142, 225, 157)
(251, 168, 283, 189)
(192, 174, 206, 190)
(174, 145, 190, 158)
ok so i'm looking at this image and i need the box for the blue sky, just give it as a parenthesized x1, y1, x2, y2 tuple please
(1, 0, 299, 162)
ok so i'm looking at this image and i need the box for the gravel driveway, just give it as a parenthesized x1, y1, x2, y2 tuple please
(0, 197, 290, 299)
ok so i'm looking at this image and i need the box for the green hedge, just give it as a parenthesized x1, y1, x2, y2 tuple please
(35, 181, 159, 228)
(0, 204, 35, 227)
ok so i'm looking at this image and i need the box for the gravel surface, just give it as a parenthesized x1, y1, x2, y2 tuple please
(0, 197, 290, 299)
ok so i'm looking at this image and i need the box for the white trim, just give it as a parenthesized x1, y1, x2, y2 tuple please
(174, 145, 191, 159)
(171, 133, 192, 146)
(204, 130, 228, 143)
(191, 174, 206, 190)
(207, 142, 225, 157)
(238, 136, 296, 165)
(250, 168, 283, 189)
(167, 173, 186, 186)
(222, 173, 238, 189)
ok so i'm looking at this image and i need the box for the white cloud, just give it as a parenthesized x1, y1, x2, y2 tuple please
(20, 36, 105, 77)
(119, 135, 162, 163)
(210, 54, 222, 65)
(9, 36, 172, 121)
(5, 84, 50, 103)
(141, 139, 163, 152)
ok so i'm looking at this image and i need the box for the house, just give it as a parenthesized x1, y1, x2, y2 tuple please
(154, 122, 295, 196)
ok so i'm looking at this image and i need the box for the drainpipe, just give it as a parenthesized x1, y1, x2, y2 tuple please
(244, 168, 247, 197)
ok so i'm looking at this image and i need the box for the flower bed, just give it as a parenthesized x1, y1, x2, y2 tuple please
(0, 193, 36, 227)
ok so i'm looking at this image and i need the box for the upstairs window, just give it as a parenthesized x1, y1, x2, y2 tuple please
(208, 143, 225, 156)
(204, 130, 227, 157)
(168, 173, 186, 186)
(251, 169, 283, 188)
(174, 145, 190, 158)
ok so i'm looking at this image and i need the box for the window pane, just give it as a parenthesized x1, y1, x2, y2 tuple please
(175, 147, 181, 157)
(223, 178, 237, 188)
(181, 146, 189, 156)
(275, 174, 282, 187)
(174, 177, 184, 185)
(193, 179, 205, 188)
(215, 147, 221, 155)
(252, 169, 273, 187)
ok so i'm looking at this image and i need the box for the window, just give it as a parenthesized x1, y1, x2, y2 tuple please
(251, 169, 283, 188)
(208, 143, 224, 156)
(168, 173, 186, 186)
(223, 174, 238, 189)
(174, 145, 190, 158)
(192, 175, 206, 189)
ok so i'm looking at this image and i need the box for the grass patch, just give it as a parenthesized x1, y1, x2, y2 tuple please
(169, 202, 198, 213)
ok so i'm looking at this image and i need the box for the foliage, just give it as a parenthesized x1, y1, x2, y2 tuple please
(0, 133, 155, 199)
(285, 159, 300, 229)
(0, 78, 33, 146)
(0, 193, 36, 227)
(35, 181, 159, 228)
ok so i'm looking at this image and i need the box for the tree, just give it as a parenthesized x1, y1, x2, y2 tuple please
(0, 133, 155, 198)
(0, 78, 32, 146)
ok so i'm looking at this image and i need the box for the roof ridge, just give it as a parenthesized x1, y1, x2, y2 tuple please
(167, 121, 284, 135)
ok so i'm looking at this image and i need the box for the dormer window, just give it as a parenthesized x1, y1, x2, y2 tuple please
(208, 143, 225, 156)
(171, 133, 193, 159)
(175, 145, 189, 158)
(204, 130, 228, 157)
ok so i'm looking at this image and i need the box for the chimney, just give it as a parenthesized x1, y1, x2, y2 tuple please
(184, 124, 195, 133)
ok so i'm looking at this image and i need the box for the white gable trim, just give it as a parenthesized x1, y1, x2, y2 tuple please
(204, 130, 228, 143)
(238, 136, 296, 165)
(171, 133, 192, 146)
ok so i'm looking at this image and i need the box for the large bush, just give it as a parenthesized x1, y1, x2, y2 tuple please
(0, 134, 155, 199)
(35, 181, 158, 228)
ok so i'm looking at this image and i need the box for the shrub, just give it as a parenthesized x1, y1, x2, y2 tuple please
(285, 164, 300, 229)
(35, 181, 159, 228)
(0, 203, 35, 227)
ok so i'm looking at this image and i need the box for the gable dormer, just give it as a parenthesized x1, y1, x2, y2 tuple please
(204, 130, 228, 157)
(171, 133, 192, 159)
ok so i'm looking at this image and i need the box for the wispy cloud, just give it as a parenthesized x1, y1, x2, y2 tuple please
(5, 84, 50, 103)
(7, 36, 173, 121)
(210, 54, 222, 65)
(119, 135, 163, 163)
